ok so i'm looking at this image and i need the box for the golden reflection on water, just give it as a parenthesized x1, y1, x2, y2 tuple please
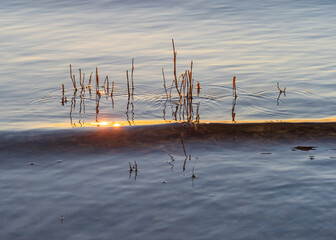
(35, 117, 336, 130)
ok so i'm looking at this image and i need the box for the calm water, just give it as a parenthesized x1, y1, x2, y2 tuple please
(2, 1, 336, 239)
(2, 128, 336, 239)
(1, 0, 336, 130)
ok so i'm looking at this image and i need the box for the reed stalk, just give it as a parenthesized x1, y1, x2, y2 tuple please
(79, 68, 82, 89)
(69, 64, 77, 91)
(96, 67, 99, 93)
(111, 81, 114, 109)
(88, 72, 93, 87)
(131, 58, 134, 90)
(126, 70, 130, 100)
(111, 81, 115, 97)
(61, 84, 66, 106)
(277, 82, 286, 93)
(82, 73, 85, 90)
(189, 61, 193, 100)
(172, 39, 182, 104)
(233, 76, 237, 99)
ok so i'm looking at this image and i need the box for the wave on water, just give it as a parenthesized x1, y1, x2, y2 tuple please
(1, 122, 336, 155)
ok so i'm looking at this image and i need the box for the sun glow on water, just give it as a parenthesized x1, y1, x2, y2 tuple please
(90, 121, 109, 126)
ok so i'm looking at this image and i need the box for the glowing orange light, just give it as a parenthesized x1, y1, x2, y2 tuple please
(113, 123, 121, 127)
(91, 121, 108, 126)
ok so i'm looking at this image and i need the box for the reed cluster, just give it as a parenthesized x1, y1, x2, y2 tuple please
(163, 39, 200, 123)
(129, 161, 138, 173)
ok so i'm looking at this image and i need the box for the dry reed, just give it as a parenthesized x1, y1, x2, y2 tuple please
(69, 64, 77, 91)
(111, 81, 115, 109)
(131, 58, 134, 90)
(277, 82, 286, 93)
(96, 67, 99, 93)
(233, 76, 237, 99)
(126, 70, 130, 100)
(88, 72, 93, 87)
(172, 39, 182, 104)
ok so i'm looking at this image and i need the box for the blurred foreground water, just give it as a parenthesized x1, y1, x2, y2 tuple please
(2, 123, 336, 239)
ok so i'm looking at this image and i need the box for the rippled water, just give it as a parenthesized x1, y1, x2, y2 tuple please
(2, 1, 336, 239)
(1, 0, 336, 130)
(2, 129, 336, 239)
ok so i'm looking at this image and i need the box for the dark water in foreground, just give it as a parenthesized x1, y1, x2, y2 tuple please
(2, 123, 336, 239)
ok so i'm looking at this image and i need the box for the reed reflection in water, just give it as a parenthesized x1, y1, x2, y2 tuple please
(63, 41, 205, 127)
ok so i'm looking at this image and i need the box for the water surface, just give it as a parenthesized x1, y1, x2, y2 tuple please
(1, 0, 336, 130)
(1, 1, 336, 239)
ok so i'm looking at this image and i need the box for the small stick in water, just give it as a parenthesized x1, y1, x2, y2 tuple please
(126, 70, 130, 100)
(69, 64, 77, 91)
(106, 77, 109, 93)
(233, 76, 237, 99)
(88, 72, 93, 87)
(129, 162, 133, 173)
(111, 81, 115, 97)
(82, 73, 85, 90)
(96, 67, 99, 93)
(197, 81, 201, 94)
(79, 68, 82, 88)
(134, 161, 138, 172)
(111, 81, 114, 109)
(61, 84, 67, 106)
(277, 82, 286, 93)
